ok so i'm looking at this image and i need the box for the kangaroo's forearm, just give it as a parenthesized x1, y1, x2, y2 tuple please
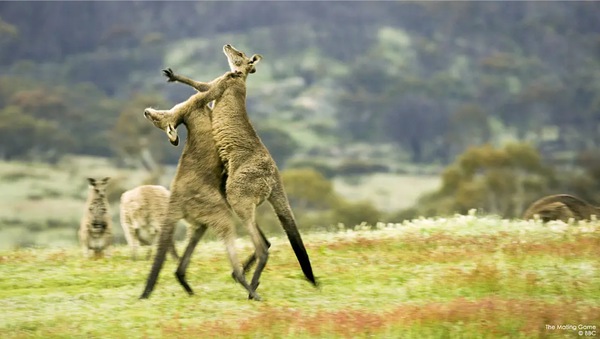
(194, 72, 233, 103)
(172, 74, 211, 92)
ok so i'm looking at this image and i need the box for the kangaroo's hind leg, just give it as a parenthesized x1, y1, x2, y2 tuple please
(238, 226, 271, 276)
(140, 203, 182, 299)
(213, 216, 262, 301)
(175, 223, 208, 295)
(229, 201, 269, 300)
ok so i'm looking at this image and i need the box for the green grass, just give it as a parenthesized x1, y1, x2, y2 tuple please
(1, 214, 599, 338)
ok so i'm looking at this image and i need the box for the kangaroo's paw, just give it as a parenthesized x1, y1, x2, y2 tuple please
(162, 68, 177, 82)
(227, 70, 244, 78)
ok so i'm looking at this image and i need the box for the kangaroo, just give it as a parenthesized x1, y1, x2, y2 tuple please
(162, 44, 317, 300)
(522, 194, 600, 222)
(119, 185, 180, 260)
(139, 69, 265, 300)
(79, 177, 113, 258)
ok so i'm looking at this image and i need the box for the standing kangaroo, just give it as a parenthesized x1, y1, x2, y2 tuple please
(522, 194, 600, 222)
(140, 70, 265, 300)
(79, 177, 113, 258)
(119, 185, 180, 260)
(162, 44, 317, 300)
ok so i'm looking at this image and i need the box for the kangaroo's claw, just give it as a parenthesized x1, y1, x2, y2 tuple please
(162, 68, 176, 82)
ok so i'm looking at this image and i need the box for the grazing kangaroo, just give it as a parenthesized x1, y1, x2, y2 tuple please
(522, 194, 600, 222)
(162, 44, 317, 300)
(79, 177, 113, 258)
(119, 185, 180, 260)
(140, 70, 265, 300)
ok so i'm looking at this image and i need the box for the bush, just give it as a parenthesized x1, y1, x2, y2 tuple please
(409, 142, 555, 218)
(329, 199, 382, 229)
(281, 168, 337, 211)
(287, 159, 337, 179)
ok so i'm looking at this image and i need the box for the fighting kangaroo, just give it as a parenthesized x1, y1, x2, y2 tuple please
(139, 70, 265, 300)
(522, 194, 600, 222)
(161, 44, 317, 300)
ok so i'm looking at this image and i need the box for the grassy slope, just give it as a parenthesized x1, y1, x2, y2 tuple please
(1, 214, 599, 338)
(0, 157, 166, 250)
(333, 173, 441, 212)
(0, 158, 440, 249)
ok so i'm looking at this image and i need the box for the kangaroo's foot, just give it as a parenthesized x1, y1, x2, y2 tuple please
(248, 281, 261, 300)
(248, 290, 262, 301)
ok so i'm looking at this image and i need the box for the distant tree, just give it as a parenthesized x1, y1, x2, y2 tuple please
(415, 142, 555, 218)
(110, 93, 170, 170)
(0, 16, 18, 42)
(381, 93, 448, 163)
(8, 89, 67, 120)
(0, 105, 73, 161)
(446, 103, 492, 158)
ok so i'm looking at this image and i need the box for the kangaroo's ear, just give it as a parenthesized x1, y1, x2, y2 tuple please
(249, 55, 262, 73)
(87, 178, 96, 186)
(166, 124, 179, 146)
(250, 54, 262, 65)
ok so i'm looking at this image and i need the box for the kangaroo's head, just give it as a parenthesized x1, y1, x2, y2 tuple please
(537, 202, 575, 223)
(87, 177, 110, 198)
(143, 108, 180, 146)
(223, 44, 262, 76)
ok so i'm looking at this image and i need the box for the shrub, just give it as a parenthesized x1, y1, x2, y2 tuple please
(329, 199, 382, 229)
(287, 159, 337, 179)
(281, 168, 337, 211)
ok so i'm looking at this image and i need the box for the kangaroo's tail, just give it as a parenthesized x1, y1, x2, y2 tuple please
(269, 183, 317, 286)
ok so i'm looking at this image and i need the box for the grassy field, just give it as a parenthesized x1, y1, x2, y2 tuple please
(1, 213, 598, 338)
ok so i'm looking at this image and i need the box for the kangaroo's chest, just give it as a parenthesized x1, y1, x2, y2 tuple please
(88, 236, 108, 250)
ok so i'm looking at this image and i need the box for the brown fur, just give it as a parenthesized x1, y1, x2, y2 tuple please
(160, 44, 317, 301)
(139, 70, 265, 300)
(120, 185, 179, 260)
(522, 194, 600, 222)
(79, 177, 113, 258)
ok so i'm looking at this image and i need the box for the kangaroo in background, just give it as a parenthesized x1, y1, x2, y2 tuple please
(522, 194, 600, 222)
(162, 44, 317, 300)
(139, 70, 265, 300)
(119, 185, 180, 260)
(79, 177, 113, 258)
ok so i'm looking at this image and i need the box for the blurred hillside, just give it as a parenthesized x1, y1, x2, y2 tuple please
(1, 2, 599, 167)
(1, 2, 600, 247)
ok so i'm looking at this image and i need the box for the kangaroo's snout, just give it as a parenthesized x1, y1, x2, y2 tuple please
(143, 109, 150, 119)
